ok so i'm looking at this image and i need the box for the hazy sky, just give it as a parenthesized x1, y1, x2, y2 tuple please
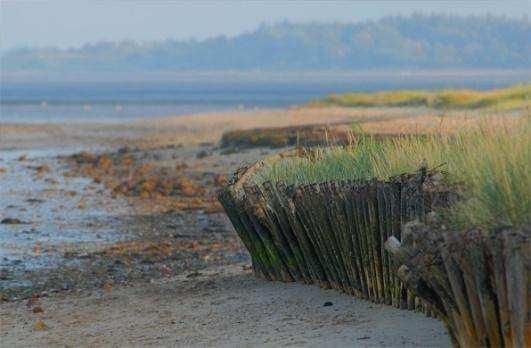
(1, 0, 530, 49)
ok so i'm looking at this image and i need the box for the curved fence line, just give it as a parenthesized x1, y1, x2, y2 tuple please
(219, 153, 452, 313)
(219, 151, 529, 346)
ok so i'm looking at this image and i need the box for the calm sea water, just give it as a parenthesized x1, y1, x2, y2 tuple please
(1, 78, 527, 124)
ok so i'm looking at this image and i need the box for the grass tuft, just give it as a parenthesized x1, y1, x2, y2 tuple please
(312, 84, 531, 111)
(255, 117, 530, 229)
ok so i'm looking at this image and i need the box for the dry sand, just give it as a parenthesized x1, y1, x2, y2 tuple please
(0, 264, 450, 347)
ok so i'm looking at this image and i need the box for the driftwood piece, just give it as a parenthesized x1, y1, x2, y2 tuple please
(385, 223, 530, 347)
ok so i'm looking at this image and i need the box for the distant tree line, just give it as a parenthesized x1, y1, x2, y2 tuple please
(2, 14, 530, 72)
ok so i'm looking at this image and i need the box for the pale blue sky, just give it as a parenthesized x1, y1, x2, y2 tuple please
(1, 0, 530, 49)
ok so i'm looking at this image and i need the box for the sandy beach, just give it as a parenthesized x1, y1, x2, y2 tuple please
(2, 4, 530, 346)
(1, 264, 450, 347)
(3, 105, 515, 346)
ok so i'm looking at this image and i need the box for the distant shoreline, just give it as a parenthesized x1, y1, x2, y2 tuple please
(2, 78, 529, 125)
(2, 68, 531, 83)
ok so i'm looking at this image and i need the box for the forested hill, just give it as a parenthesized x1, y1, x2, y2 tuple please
(2, 14, 530, 73)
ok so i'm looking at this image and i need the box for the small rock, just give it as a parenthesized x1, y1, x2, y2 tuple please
(26, 298, 39, 308)
(26, 198, 45, 204)
(32, 306, 44, 314)
(1, 218, 27, 225)
(173, 233, 191, 239)
(0, 269, 9, 280)
(186, 271, 202, 278)
(63, 251, 78, 258)
(196, 150, 210, 159)
(103, 283, 113, 292)
(33, 320, 48, 331)
(323, 301, 333, 307)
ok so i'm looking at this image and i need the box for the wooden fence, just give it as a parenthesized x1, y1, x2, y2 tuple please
(386, 222, 530, 347)
(218, 151, 452, 312)
(219, 151, 529, 346)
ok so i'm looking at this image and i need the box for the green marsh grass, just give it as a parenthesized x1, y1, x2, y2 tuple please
(313, 84, 531, 111)
(255, 117, 530, 229)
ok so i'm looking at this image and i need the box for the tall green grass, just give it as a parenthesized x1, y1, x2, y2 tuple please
(255, 117, 530, 229)
(312, 84, 531, 110)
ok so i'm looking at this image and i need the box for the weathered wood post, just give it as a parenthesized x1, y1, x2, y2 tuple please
(385, 222, 530, 347)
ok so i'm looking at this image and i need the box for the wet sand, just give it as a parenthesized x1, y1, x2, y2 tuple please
(0, 142, 264, 301)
